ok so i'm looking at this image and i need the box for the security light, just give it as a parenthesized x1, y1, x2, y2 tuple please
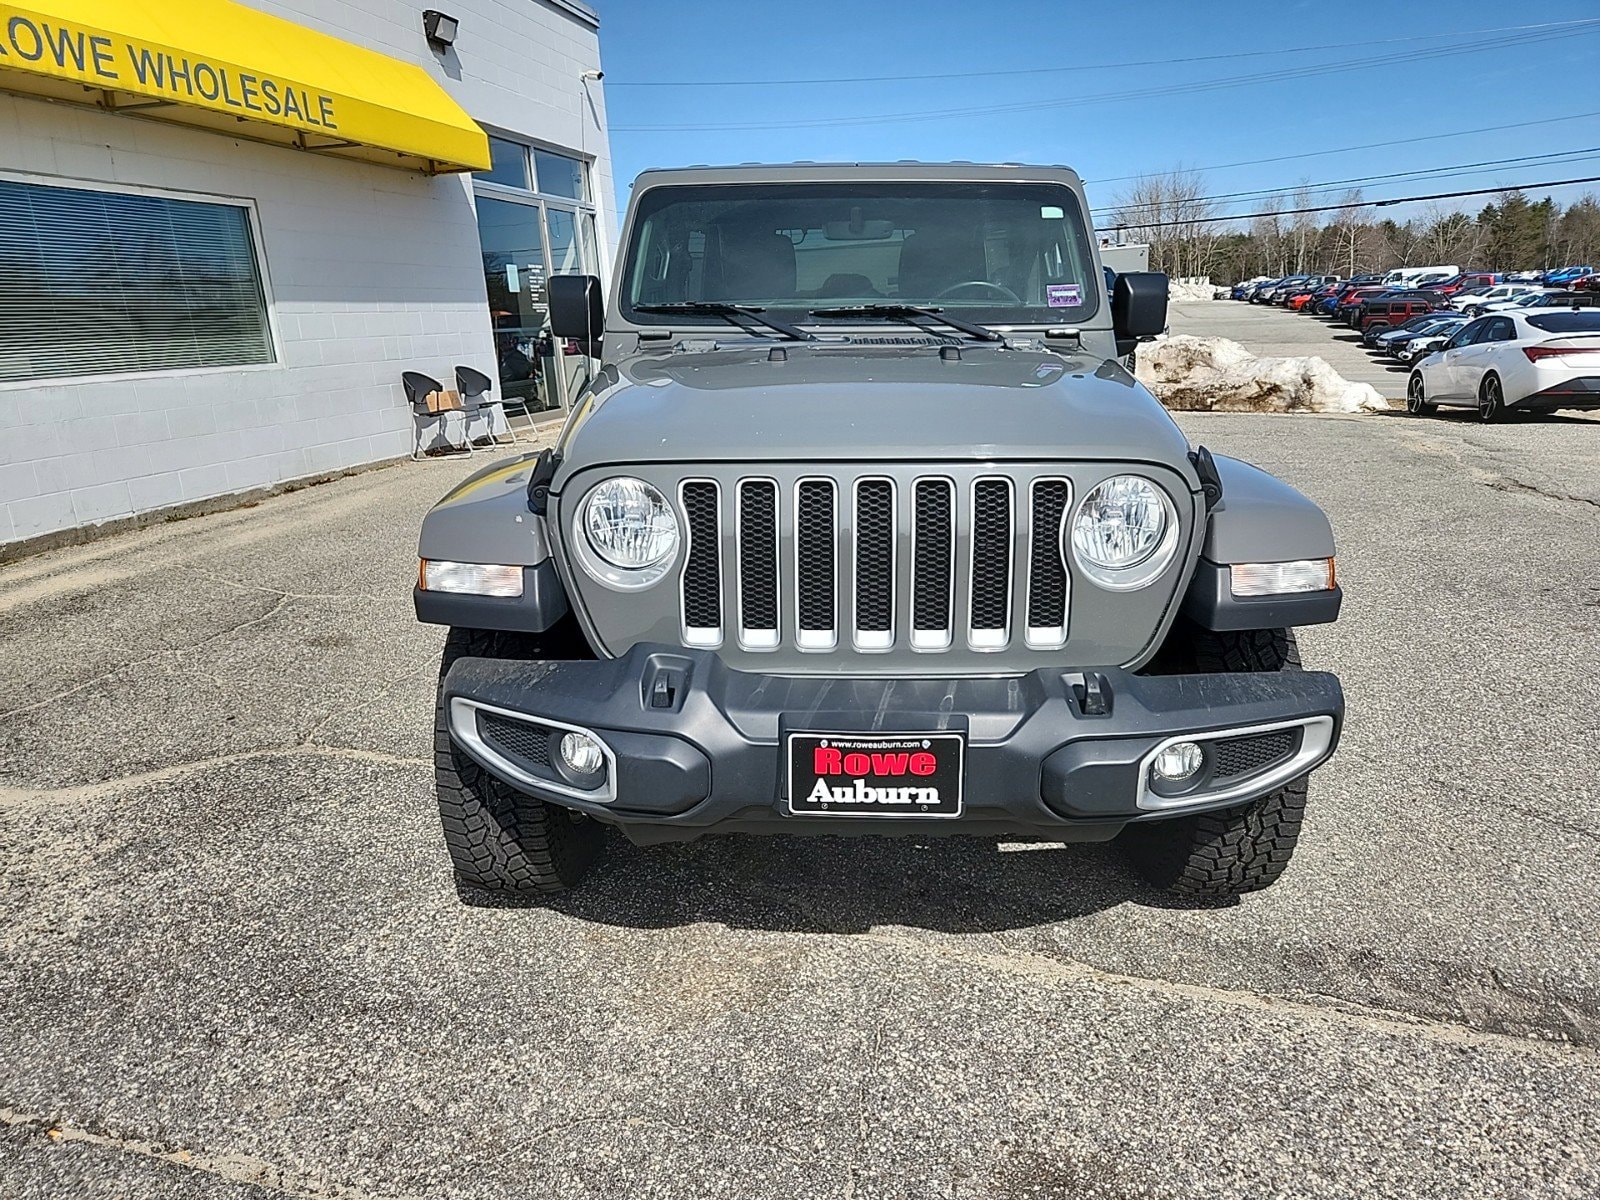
(423, 10, 459, 47)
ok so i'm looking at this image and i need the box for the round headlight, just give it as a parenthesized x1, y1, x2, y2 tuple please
(579, 476, 679, 583)
(1068, 475, 1179, 590)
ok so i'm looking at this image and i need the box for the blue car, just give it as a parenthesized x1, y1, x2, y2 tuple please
(1543, 265, 1594, 287)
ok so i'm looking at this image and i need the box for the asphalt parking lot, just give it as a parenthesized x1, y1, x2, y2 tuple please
(3, 396, 1599, 1197)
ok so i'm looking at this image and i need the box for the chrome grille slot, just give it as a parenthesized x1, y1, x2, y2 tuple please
(853, 478, 895, 650)
(795, 479, 838, 650)
(968, 478, 1013, 649)
(737, 479, 779, 649)
(911, 478, 954, 650)
(655, 462, 1177, 671)
(680, 480, 722, 647)
(1025, 478, 1072, 649)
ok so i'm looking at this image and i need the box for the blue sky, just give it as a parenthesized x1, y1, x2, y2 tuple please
(593, 1, 1600, 228)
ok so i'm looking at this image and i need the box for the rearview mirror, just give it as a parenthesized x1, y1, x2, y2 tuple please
(1113, 272, 1168, 355)
(548, 274, 604, 353)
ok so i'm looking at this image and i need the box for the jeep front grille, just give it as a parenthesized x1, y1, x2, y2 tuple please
(678, 470, 1073, 655)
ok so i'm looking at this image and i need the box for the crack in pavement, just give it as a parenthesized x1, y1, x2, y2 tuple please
(857, 930, 1600, 1064)
(711, 875, 1600, 1061)
(1388, 422, 1600, 513)
(188, 566, 408, 604)
(0, 594, 294, 721)
(1480, 474, 1600, 511)
(0, 745, 428, 809)
(0, 1108, 422, 1200)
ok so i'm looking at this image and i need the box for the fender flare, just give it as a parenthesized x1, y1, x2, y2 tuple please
(1182, 454, 1341, 631)
(414, 454, 572, 633)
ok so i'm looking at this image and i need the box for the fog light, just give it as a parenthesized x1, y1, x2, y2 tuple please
(1153, 741, 1204, 783)
(559, 732, 605, 778)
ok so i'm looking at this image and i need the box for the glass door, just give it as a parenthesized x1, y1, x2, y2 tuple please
(545, 206, 594, 401)
(475, 195, 559, 416)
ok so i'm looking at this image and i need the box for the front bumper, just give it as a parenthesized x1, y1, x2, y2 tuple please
(442, 646, 1344, 844)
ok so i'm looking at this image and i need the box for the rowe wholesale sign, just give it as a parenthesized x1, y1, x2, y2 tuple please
(0, 0, 490, 173)
(0, 6, 339, 127)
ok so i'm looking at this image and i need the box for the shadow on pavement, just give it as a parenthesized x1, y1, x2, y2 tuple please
(465, 829, 1236, 932)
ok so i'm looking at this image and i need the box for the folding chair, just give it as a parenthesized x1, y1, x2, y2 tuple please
(455, 365, 518, 447)
(403, 371, 471, 461)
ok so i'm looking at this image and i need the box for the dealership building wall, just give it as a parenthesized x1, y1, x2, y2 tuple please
(0, 0, 616, 553)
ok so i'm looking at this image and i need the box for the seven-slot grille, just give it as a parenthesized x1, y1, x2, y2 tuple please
(678, 472, 1073, 654)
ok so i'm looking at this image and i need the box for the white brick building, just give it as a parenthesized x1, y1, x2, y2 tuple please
(0, 0, 615, 553)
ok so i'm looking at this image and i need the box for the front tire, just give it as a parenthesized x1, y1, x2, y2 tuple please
(435, 626, 604, 898)
(1121, 628, 1310, 899)
(1122, 778, 1309, 899)
(1407, 372, 1436, 415)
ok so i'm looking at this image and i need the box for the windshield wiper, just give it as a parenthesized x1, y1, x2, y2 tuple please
(634, 302, 815, 342)
(808, 304, 1004, 344)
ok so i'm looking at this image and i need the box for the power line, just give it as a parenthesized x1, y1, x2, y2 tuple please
(611, 24, 1597, 131)
(1095, 146, 1600, 215)
(1086, 111, 1600, 184)
(604, 19, 1599, 87)
(1119, 175, 1600, 229)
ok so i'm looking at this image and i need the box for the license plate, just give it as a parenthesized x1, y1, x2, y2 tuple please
(786, 732, 964, 817)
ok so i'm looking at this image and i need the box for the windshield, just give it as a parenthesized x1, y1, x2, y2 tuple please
(620, 181, 1098, 328)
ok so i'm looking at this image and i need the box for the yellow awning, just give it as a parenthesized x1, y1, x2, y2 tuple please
(0, 0, 492, 174)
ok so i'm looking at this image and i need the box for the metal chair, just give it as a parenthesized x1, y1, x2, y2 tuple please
(455, 365, 518, 447)
(403, 371, 471, 461)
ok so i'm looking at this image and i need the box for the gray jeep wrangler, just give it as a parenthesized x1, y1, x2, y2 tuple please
(415, 163, 1344, 901)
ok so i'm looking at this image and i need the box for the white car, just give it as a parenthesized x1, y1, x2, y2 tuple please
(1476, 288, 1556, 313)
(1451, 284, 1538, 313)
(1407, 310, 1600, 421)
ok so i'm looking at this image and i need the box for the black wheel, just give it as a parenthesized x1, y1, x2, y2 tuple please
(1121, 628, 1310, 899)
(1407, 372, 1436, 416)
(435, 625, 604, 898)
(1477, 373, 1506, 423)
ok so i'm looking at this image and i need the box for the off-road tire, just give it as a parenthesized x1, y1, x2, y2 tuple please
(435, 625, 603, 898)
(1122, 627, 1309, 899)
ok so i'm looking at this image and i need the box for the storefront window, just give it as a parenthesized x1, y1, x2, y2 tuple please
(478, 137, 531, 190)
(0, 178, 273, 384)
(473, 138, 597, 414)
(534, 149, 586, 201)
(546, 209, 583, 275)
(476, 196, 559, 415)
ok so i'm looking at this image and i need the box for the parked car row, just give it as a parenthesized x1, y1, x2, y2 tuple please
(1227, 267, 1600, 421)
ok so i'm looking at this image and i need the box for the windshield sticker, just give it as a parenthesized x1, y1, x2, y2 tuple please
(1046, 283, 1083, 307)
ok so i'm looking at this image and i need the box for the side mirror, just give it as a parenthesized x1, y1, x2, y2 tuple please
(548, 274, 604, 354)
(1113, 272, 1168, 356)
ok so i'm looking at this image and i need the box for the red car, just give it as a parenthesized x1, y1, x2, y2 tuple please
(1423, 271, 1500, 297)
(1333, 286, 1391, 324)
(1357, 297, 1447, 334)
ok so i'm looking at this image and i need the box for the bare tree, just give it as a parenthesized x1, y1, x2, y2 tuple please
(1326, 189, 1369, 277)
(1111, 167, 1219, 280)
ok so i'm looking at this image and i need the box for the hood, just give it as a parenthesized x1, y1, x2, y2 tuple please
(559, 342, 1194, 472)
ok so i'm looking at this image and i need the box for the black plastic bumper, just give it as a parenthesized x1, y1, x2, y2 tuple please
(1521, 377, 1600, 410)
(441, 645, 1344, 844)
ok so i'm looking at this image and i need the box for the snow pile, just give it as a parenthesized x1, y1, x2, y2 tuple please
(1135, 335, 1390, 414)
(1167, 279, 1225, 302)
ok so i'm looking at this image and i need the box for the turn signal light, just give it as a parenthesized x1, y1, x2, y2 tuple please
(1230, 558, 1335, 597)
(419, 559, 523, 597)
